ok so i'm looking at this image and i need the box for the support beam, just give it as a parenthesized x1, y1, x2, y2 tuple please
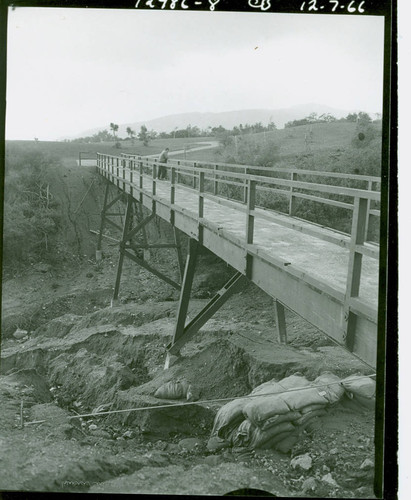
(167, 271, 247, 356)
(97, 181, 110, 252)
(122, 249, 181, 290)
(112, 196, 134, 304)
(164, 239, 199, 369)
(273, 300, 287, 344)
(174, 227, 185, 280)
(344, 197, 368, 350)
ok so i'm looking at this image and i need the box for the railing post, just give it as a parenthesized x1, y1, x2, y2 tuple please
(214, 164, 219, 195)
(122, 158, 126, 192)
(171, 166, 176, 206)
(289, 171, 298, 216)
(243, 167, 248, 204)
(246, 179, 256, 244)
(198, 170, 205, 219)
(139, 156, 143, 204)
(364, 180, 372, 242)
(152, 159, 157, 213)
(193, 162, 197, 189)
(343, 196, 368, 350)
(130, 167, 133, 198)
(116, 157, 120, 189)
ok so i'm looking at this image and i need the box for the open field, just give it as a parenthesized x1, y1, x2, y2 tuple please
(5, 136, 213, 164)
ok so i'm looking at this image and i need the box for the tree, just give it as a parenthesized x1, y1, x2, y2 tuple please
(126, 127, 136, 144)
(138, 125, 150, 146)
(357, 112, 372, 126)
(346, 113, 358, 123)
(126, 127, 135, 139)
(110, 122, 119, 139)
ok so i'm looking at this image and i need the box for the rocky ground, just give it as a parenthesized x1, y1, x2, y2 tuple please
(1, 250, 377, 497)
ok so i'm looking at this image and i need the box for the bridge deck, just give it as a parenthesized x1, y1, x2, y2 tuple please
(161, 180, 378, 309)
(96, 156, 380, 367)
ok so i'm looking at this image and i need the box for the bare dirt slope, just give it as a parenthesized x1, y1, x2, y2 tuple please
(1, 152, 377, 497)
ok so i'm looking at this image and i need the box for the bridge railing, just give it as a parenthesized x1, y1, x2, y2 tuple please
(97, 152, 380, 308)
(96, 153, 380, 239)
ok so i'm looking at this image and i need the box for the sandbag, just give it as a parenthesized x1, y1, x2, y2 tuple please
(259, 431, 296, 450)
(278, 374, 311, 390)
(260, 411, 302, 431)
(232, 419, 255, 447)
(300, 403, 327, 414)
(341, 375, 376, 400)
(154, 380, 190, 400)
(250, 421, 295, 449)
(295, 409, 327, 428)
(243, 395, 290, 426)
(211, 398, 249, 439)
(250, 380, 284, 396)
(313, 372, 344, 405)
(280, 387, 328, 411)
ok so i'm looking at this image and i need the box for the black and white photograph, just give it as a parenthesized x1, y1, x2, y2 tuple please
(1, 1, 395, 497)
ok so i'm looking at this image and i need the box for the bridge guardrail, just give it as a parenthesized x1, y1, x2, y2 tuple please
(96, 152, 382, 364)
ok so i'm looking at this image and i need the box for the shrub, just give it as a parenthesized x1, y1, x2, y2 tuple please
(3, 149, 62, 267)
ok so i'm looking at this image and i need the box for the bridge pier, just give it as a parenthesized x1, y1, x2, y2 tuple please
(165, 238, 248, 369)
(274, 300, 287, 344)
(95, 188, 184, 306)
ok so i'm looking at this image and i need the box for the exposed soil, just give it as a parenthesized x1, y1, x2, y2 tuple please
(1, 155, 377, 497)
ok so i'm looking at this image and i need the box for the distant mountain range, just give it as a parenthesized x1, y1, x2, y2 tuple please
(68, 103, 376, 139)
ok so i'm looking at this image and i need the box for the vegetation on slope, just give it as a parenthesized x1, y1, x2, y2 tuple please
(3, 148, 62, 269)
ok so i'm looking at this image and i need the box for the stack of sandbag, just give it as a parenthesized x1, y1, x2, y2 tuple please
(340, 374, 376, 409)
(154, 379, 190, 400)
(208, 372, 345, 454)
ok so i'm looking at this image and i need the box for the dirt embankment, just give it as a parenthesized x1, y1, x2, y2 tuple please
(1, 158, 377, 497)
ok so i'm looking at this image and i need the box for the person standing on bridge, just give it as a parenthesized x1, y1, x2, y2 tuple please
(157, 148, 169, 180)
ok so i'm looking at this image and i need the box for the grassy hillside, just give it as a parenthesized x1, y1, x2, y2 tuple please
(176, 121, 382, 178)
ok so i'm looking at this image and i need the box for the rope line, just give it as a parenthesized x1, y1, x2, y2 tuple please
(23, 374, 376, 427)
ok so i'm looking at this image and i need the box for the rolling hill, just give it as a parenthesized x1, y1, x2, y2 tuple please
(68, 103, 376, 140)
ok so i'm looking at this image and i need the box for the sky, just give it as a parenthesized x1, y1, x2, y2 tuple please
(5, 8, 385, 140)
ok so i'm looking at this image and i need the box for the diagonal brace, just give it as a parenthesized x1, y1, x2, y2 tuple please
(124, 213, 155, 242)
(123, 250, 181, 290)
(167, 271, 247, 355)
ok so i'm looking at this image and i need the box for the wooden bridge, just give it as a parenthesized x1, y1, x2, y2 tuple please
(93, 152, 381, 368)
